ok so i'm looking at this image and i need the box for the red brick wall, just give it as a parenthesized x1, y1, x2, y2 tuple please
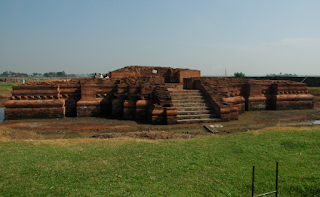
(80, 84, 97, 100)
(110, 66, 200, 83)
(178, 70, 201, 83)
(109, 72, 136, 78)
(245, 84, 263, 96)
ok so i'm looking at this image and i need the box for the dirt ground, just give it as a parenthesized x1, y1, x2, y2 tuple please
(1, 105, 320, 140)
(0, 90, 11, 107)
(1, 88, 320, 140)
(91, 131, 205, 140)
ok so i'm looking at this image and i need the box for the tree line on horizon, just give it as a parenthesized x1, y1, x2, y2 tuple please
(0, 70, 307, 78)
(266, 73, 298, 77)
(0, 71, 81, 78)
(234, 72, 301, 77)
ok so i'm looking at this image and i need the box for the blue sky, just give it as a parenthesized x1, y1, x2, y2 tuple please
(1, 0, 320, 76)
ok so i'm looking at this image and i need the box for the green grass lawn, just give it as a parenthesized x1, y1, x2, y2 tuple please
(308, 87, 320, 100)
(0, 82, 21, 91)
(308, 87, 320, 90)
(0, 128, 320, 196)
(0, 76, 80, 80)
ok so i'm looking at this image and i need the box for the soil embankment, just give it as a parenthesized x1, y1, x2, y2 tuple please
(0, 90, 11, 107)
(91, 131, 204, 140)
(308, 88, 320, 107)
(1, 106, 320, 140)
(1, 87, 320, 140)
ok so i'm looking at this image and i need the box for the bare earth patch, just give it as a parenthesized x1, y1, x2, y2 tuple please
(1, 97, 320, 140)
(0, 90, 11, 107)
(2, 120, 134, 132)
(91, 131, 207, 140)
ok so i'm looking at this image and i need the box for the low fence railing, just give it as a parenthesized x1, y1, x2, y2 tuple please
(252, 161, 279, 197)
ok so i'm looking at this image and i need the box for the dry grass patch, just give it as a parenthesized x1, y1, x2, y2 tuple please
(27, 137, 156, 146)
(0, 126, 157, 145)
(0, 126, 44, 141)
(250, 125, 320, 134)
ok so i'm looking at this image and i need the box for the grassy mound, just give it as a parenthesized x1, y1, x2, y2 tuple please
(308, 87, 320, 100)
(0, 83, 20, 107)
(0, 82, 21, 91)
(0, 126, 44, 141)
(0, 127, 320, 196)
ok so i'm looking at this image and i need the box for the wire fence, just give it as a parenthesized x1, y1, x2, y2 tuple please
(252, 161, 279, 197)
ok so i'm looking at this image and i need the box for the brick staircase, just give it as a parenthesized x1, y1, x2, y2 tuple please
(169, 89, 220, 124)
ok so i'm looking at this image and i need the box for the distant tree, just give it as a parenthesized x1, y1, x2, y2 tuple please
(67, 74, 76, 77)
(32, 72, 42, 77)
(266, 73, 298, 77)
(18, 73, 29, 77)
(0, 71, 28, 77)
(234, 72, 245, 77)
(56, 71, 66, 77)
(0, 71, 8, 77)
(43, 72, 56, 77)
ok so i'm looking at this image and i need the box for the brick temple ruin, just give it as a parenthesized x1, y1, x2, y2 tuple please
(4, 66, 314, 124)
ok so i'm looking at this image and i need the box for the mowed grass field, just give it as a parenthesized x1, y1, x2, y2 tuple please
(0, 127, 320, 196)
(308, 87, 320, 100)
(0, 82, 21, 91)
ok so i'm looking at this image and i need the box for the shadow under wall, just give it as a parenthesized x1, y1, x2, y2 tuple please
(65, 97, 80, 117)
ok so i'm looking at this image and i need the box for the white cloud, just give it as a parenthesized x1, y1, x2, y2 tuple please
(226, 38, 320, 52)
(206, 65, 225, 76)
(228, 43, 268, 52)
(212, 65, 223, 71)
(277, 38, 320, 47)
(140, 46, 160, 49)
(189, 38, 320, 51)
(187, 42, 217, 48)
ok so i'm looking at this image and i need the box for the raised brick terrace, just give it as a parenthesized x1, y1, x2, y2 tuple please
(4, 66, 314, 124)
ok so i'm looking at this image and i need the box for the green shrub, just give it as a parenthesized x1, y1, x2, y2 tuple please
(234, 72, 245, 77)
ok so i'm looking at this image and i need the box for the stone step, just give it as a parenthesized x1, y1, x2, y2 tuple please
(171, 96, 204, 100)
(178, 110, 216, 115)
(169, 89, 221, 124)
(173, 103, 212, 107)
(172, 98, 206, 102)
(177, 114, 219, 120)
(172, 99, 207, 104)
(175, 106, 214, 111)
(170, 93, 203, 97)
(177, 118, 221, 124)
(169, 90, 201, 94)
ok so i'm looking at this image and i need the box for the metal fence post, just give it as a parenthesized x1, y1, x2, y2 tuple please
(251, 161, 279, 197)
(252, 165, 255, 197)
(275, 161, 278, 197)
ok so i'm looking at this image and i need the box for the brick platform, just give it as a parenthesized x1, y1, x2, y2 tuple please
(4, 66, 314, 124)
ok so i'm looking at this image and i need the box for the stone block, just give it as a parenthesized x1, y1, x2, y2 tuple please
(123, 108, 136, 120)
(77, 105, 100, 117)
(229, 112, 239, 120)
(123, 100, 136, 108)
(149, 115, 166, 125)
(5, 100, 64, 108)
(100, 104, 112, 116)
(136, 100, 150, 109)
(275, 100, 314, 110)
(220, 113, 230, 121)
(136, 108, 147, 120)
(166, 115, 178, 124)
(65, 105, 77, 117)
(5, 107, 65, 120)
(246, 102, 266, 111)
